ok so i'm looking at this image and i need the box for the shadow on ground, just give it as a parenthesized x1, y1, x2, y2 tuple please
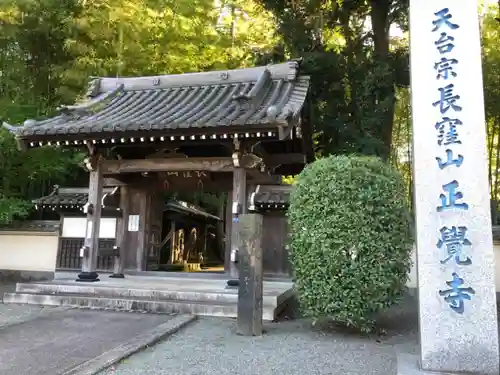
(277, 293, 419, 338)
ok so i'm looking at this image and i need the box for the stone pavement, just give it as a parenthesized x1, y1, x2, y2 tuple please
(100, 297, 424, 375)
(0, 287, 190, 375)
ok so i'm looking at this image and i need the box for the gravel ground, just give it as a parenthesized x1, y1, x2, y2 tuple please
(101, 297, 421, 375)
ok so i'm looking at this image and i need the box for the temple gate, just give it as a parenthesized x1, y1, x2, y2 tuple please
(3, 60, 312, 282)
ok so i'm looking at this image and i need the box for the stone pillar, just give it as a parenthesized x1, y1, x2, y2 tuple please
(400, 2, 499, 374)
(237, 213, 263, 336)
(110, 186, 129, 278)
(77, 157, 104, 282)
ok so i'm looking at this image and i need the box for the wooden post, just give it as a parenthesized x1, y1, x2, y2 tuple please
(122, 187, 141, 270)
(148, 191, 164, 270)
(77, 158, 104, 282)
(237, 213, 264, 336)
(136, 189, 149, 271)
(202, 224, 208, 263)
(169, 220, 176, 264)
(110, 186, 129, 278)
(227, 165, 247, 287)
(217, 197, 225, 263)
(224, 192, 232, 272)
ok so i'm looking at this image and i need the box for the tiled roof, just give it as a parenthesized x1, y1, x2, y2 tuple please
(0, 220, 61, 233)
(249, 184, 292, 211)
(33, 187, 117, 208)
(4, 61, 309, 144)
(165, 201, 221, 222)
(33, 187, 219, 221)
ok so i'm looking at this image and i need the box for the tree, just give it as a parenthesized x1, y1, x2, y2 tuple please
(0, 129, 85, 224)
(256, 0, 409, 159)
(481, 7, 500, 223)
(0, 0, 86, 223)
(0, 0, 278, 221)
(0, 0, 83, 113)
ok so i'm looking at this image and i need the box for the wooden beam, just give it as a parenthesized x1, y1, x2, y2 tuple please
(266, 153, 306, 166)
(246, 171, 282, 184)
(101, 157, 235, 175)
(251, 141, 305, 166)
(104, 175, 159, 187)
(251, 142, 270, 163)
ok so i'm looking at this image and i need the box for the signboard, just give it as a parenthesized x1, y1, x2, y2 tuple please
(409, 1, 499, 373)
(165, 171, 209, 179)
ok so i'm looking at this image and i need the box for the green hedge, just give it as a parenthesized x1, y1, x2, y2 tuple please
(287, 155, 413, 331)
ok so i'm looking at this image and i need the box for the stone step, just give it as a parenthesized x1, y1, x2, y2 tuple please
(2, 292, 277, 321)
(14, 282, 288, 306)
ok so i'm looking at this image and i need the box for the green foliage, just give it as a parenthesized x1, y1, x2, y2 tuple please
(257, 0, 410, 159)
(0, 129, 84, 224)
(287, 154, 413, 331)
(482, 8, 500, 205)
(390, 87, 412, 211)
(0, 0, 275, 221)
(62, 0, 279, 89)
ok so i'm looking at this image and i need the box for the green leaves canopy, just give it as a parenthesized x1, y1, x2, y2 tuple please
(0, 0, 277, 222)
(256, 0, 410, 158)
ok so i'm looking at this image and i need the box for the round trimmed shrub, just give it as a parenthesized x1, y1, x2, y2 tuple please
(287, 154, 413, 331)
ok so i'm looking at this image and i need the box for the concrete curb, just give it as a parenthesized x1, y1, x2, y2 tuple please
(62, 313, 197, 375)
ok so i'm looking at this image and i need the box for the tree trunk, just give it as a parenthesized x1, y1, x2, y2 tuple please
(370, 0, 396, 159)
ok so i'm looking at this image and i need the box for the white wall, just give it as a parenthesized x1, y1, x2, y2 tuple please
(407, 244, 500, 292)
(61, 217, 117, 239)
(0, 231, 59, 272)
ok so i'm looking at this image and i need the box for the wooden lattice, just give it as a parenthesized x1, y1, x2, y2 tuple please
(57, 238, 115, 271)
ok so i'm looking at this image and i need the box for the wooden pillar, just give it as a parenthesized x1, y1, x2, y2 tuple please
(136, 189, 149, 271)
(217, 197, 225, 263)
(224, 193, 232, 272)
(145, 191, 163, 271)
(123, 187, 140, 270)
(228, 166, 247, 286)
(202, 224, 208, 263)
(169, 220, 176, 264)
(111, 186, 129, 278)
(77, 159, 104, 282)
(237, 213, 264, 336)
(123, 186, 148, 271)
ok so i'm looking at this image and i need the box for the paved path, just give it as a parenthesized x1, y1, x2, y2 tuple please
(0, 302, 177, 375)
(100, 298, 422, 375)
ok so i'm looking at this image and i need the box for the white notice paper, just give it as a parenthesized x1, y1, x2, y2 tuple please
(128, 215, 139, 232)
